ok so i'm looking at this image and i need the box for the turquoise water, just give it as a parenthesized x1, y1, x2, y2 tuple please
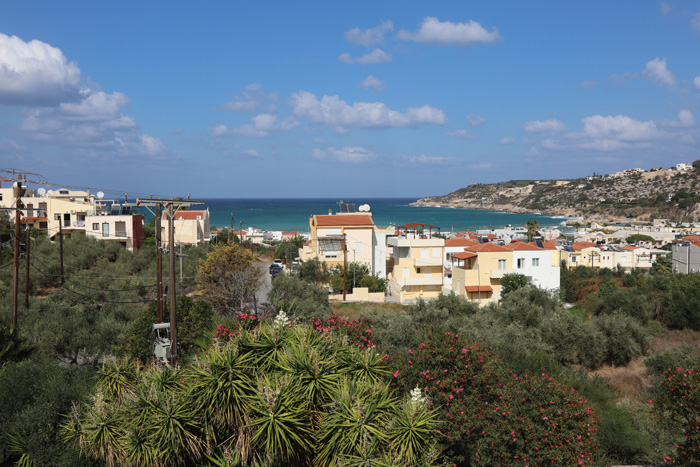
(199, 198, 571, 234)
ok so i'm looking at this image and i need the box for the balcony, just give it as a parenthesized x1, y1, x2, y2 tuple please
(490, 268, 514, 278)
(401, 276, 443, 286)
(414, 257, 443, 266)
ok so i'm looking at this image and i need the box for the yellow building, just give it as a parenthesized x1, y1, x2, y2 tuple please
(561, 242, 600, 268)
(450, 243, 511, 304)
(300, 211, 394, 280)
(386, 223, 444, 303)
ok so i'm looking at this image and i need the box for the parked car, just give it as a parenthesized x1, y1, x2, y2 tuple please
(269, 264, 283, 276)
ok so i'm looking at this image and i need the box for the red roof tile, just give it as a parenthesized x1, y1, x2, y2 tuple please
(465, 243, 509, 253)
(466, 285, 493, 293)
(445, 238, 480, 247)
(452, 251, 478, 259)
(503, 242, 542, 251)
(315, 214, 374, 227)
(682, 235, 700, 242)
(531, 241, 559, 250)
(572, 241, 597, 251)
(164, 210, 208, 220)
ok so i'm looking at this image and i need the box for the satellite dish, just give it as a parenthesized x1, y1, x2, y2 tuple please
(97, 191, 104, 199)
(37, 188, 46, 196)
(359, 204, 370, 212)
(47, 190, 54, 196)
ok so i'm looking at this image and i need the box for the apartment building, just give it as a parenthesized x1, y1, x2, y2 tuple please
(386, 223, 444, 303)
(85, 210, 145, 251)
(299, 210, 393, 278)
(161, 209, 211, 246)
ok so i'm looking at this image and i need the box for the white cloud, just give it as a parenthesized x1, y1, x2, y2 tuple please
(446, 129, 477, 139)
(692, 12, 700, 33)
(345, 21, 394, 46)
(407, 154, 450, 165)
(660, 2, 673, 15)
(466, 113, 485, 127)
(291, 90, 447, 128)
(312, 146, 374, 163)
(396, 17, 501, 47)
(220, 83, 278, 113)
(642, 57, 676, 86)
(659, 109, 695, 128)
(499, 137, 515, 145)
(0, 33, 83, 106)
(358, 75, 384, 91)
(471, 163, 493, 170)
(694, 76, 700, 90)
(338, 48, 392, 65)
(523, 119, 566, 133)
(18, 89, 168, 158)
(213, 113, 299, 137)
(581, 114, 660, 140)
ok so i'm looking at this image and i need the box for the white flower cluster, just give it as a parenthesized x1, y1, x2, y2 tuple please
(274, 310, 289, 328)
(410, 385, 426, 406)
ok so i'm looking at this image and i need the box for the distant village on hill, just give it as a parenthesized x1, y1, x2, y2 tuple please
(413, 160, 700, 224)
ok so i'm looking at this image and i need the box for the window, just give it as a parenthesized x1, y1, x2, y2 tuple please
(421, 249, 429, 259)
(416, 267, 422, 274)
(102, 223, 109, 237)
(498, 259, 506, 270)
(432, 248, 440, 258)
(517, 258, 525, 269)
(354, 242, 362, 253)
(115, 221, 126, 237)
(532, 258, 540, 267)
(93, 223, 99, 230)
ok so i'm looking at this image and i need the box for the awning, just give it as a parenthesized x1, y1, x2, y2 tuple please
(466, 285, 493, 293)
(452, 252, 477, 260)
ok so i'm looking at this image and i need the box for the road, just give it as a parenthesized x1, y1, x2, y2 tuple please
(256, 262, 272, 305)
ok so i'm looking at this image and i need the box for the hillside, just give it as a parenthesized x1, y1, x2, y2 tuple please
(413, 168, 700, 223)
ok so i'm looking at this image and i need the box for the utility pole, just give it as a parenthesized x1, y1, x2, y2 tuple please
(59, 216, 64, 284)
(168, 204, 177, 366)
(155, 203, 163, 323)
(25, 226, 30, 309)
(342, 233, 347, 301)
(11, 179, 21, 328)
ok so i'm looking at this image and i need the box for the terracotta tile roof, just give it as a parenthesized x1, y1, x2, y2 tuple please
(465, 243, 509, 253)
(682, 235, 700, 242)
(164, 210, 208, 220)
(503, 242, 542, 251)
(622, 245, 639, 251)
(572, 241, 597, 251)
(466, 285, 493, 293)
(532, 241, 559, 250)
(315, 214, 374, 227)
(282, 231, 298, 236)
(304, 240, 312, 246)
(452, 251, 478, 259)
(445, 238, 480, 247)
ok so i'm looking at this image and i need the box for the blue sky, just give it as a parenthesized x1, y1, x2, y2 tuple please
(1, 1, 699, 199)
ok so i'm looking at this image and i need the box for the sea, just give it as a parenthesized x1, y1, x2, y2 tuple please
(196, 198, 574, 235)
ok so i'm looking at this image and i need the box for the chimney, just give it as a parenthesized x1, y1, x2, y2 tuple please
(328, 209, 332, 215)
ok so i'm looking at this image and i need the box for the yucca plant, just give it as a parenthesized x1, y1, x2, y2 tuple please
(315, 378, 395, 466)
(187, 342, 255, 433)
(4, 431, 36, 467)
(388, 397, 441, 466)
(132, 385, 203, 466)
(248, 374, 314, 465)
(98, 357, 140, 405)
(342, 346, 390, 386)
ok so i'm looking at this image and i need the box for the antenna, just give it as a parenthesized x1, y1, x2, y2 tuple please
(97, 191, 104, 199)
(37, 188, 46, 196)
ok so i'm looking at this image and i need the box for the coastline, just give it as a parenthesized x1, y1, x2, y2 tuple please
(409, 199, 640, 226)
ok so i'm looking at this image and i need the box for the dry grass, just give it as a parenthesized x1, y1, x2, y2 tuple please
(591, 329, 700, 398)
(591, 359, 654, 397)
(330, 302, 406, 320)
(648, 329, 700, 354)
